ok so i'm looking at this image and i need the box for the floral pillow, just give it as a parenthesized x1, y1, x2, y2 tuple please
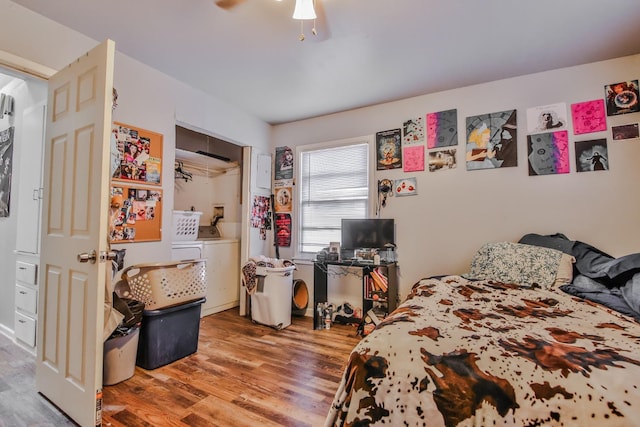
(465, 242, 568, 288)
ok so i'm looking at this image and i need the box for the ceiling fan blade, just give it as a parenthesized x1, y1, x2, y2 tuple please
(215, 0, 247, 10)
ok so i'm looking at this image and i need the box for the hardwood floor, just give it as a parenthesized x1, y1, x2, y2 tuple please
(1, 309, 361, 427)
(104, 308, 360, 426)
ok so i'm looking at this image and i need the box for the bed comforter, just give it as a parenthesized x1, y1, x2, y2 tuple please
(326, 275, 640, 427)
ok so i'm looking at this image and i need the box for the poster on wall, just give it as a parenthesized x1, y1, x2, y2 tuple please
(275, 213, 291, 247)
(571, 100, 607, 135)
(527, 131, 570, 176)
(402, 117, 425, 145)
(526, 103, 567, 134)
(274, 182, 293, 213)
(111, 122, 163, 185)
(402, 146, 424, 172)
(394, 178, 417, 196)
(0, 126, 14, 217)
(109, 185, 162, 242)
(376, 128, 402, 170)
(428, 148, 457, 172)
(612, 123, 639, 140)
(274, 146, 294, 180)
(605, 80, 639, 116)
(427, 109, 458, 149)
(575, 138, 609, 172)
(465, 109, 517, 170)
(251, 195, 272, 240)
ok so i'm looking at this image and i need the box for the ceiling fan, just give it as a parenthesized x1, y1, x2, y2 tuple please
(215, 0, 319, 40)
(214, 0, 247, 10)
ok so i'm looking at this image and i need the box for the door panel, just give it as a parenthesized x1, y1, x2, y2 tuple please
(36, 39, 115, 427)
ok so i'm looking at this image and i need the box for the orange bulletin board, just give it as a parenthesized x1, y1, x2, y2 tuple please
(109, 184, 162, 243)
(111, 121, 163, 185)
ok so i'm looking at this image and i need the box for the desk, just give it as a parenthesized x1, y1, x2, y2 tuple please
(313, 260, 398, 330)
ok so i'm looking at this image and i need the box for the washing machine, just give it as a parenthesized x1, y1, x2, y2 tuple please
(171, 241, 204, 261)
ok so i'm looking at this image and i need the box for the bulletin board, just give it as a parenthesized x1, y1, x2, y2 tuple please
(111, 121, 163, 185)
(109, 184, 163, 243)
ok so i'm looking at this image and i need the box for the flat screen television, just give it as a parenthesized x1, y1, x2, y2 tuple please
(341, 218, 395, 250)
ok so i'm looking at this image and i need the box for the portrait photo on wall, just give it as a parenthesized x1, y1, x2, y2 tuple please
(402, 116, 425, 145)
(465, 109, 517, 170)
(605, 80, 639, 116)
(274, 185, 292, 213)
(527, 131, 570, 176)
(376, 128, 402, 170)
(274, 146, 294, 180)
(427, 108, 458, 149)
(575, 138, 609, 172)
(612, 123, 640, 140)
(428, 148, 457, 172)
(526, 103, 567, 134)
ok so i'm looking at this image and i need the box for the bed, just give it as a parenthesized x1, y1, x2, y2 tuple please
(326, 239, 640, 427)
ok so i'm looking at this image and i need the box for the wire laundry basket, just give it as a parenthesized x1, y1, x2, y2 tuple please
(121, 259, 207, 310)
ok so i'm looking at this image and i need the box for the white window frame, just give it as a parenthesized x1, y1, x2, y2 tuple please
(293, 135, 376, 259)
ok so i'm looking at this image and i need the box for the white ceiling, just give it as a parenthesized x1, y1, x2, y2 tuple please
(11, 0, 640, 125)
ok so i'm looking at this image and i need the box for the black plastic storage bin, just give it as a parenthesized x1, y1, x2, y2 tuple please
(136, 298, 205, 370)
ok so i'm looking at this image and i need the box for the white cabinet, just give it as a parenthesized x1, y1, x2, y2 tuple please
(13, 104, 46, 352)
(14, 258, 38, 349)
(202, 240, 240, 316)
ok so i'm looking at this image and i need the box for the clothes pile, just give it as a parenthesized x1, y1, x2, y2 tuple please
(519, 233, 640, 321)
(241, 256, 295, 294)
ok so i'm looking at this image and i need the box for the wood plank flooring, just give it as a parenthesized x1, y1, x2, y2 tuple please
(1, 309, 361, 427)
(103, 309, 360, 426)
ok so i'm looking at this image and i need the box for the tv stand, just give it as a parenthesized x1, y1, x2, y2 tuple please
(313, 260, 398, 331)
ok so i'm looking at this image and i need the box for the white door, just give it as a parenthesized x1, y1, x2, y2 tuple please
(36, 39, 115, 427)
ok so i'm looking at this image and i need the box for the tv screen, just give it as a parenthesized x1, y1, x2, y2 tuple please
(341, 218, 395, 250)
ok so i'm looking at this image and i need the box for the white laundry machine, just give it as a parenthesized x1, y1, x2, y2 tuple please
(171, 240, 204, 261)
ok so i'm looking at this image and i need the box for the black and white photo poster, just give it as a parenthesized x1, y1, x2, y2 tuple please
(0, 127, 14, 217)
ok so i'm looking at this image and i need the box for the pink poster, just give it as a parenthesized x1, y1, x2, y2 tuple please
(403, 146, 425, 172)
(571, 99, 607, 135)
(527, 131, 570, 176)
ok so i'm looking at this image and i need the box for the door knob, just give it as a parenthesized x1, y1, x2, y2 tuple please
(77, 250, 97, 264)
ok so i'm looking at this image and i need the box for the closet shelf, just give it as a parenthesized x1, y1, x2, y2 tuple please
(175, 148, 239, 178)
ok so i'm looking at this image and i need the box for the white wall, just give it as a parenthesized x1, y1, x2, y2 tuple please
(274, 54, 640, 302)
(0, 0, 272, 333)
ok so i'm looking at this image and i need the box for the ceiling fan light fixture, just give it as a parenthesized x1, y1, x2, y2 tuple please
(292, 0, 316, 20)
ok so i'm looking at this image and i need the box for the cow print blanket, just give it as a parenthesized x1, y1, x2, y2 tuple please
(325, 275, 640, 427)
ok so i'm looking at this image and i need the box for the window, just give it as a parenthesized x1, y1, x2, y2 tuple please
(297, 139, 370, 255)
